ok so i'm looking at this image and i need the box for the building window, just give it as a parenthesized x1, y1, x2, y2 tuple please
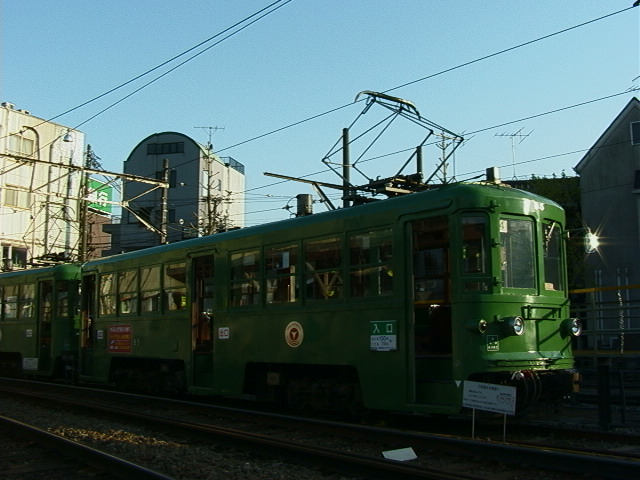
(631, 121, 640, 146)
(8, 134, 34, 156)
(1, 246, 28, 270)
(4, 187, 32, 209)
(224, 157, 245, 174)
(147, 142, 185, 155)
(134, 207, 152, 225)
(155, 169, 177, 187)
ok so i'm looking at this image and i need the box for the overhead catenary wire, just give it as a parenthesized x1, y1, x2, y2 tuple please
(215, 5, 636, 155)
(0, 0, 293, 153)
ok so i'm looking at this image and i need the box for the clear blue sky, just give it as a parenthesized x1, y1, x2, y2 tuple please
(2, 1, 639, 226)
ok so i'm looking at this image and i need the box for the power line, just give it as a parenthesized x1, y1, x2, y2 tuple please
(467, 90, 637, 136)
(216, 5, 635, 154)
(71, 1, 293, 130)
(384, 6, 636, 95)
(0, 0, 293, 144)
(57, 0, 291, 125)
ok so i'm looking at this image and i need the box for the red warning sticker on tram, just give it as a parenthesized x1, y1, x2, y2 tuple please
(108, 325, 132, 353)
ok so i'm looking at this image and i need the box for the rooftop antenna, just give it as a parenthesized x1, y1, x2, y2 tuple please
(195, 126, 225, 152)
(495, 127, 532, 179)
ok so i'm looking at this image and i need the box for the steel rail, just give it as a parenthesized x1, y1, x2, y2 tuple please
(0, 415, 177, 480)
(2, 381, 639, 480)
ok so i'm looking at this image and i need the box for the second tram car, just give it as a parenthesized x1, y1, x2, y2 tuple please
(0, 264, 80, 378)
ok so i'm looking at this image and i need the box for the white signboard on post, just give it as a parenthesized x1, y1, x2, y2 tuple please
(463, 380, 517, 416)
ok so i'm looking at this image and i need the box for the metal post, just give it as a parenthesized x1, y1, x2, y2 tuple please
(160, 159, 169, 244)
(64, 154, 74, 259)
(78, 170, 89, 262)
(619, 370, 627, 425)
(597, 357, 611, 430)
(342, 128, 350, 208)
(416, 145, 423, 181)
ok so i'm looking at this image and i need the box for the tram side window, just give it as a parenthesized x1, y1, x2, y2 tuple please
(140, 266, 161, 312)
(56, 282, 71, 317)
(543, 221, 564, 291)
(265, 245, 298, 304)
(19, 283, 35, 319)
(118, 269, 138, 315)
(412, 217, 449, 302)
(81, 274, 96, 348)
(40, 281, 53, 322)
(500, 218, 535, 289)
(230, 251, 261, 306)
(349, 229, 393, 298)
(99, 273, 116, 316)
(165, 262, 187, 311)
(305, 237, 343, 300)
(2, 285, 18, 319)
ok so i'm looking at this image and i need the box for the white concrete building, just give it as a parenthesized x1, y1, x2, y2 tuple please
(0, 102, 85, 268)
(104, 132, 245, 254)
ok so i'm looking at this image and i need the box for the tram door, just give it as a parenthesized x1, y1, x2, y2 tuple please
(410, 216, 453, 404)
(191, 256, 214, 387)
(37, 280, 53, 372)
(80, 274, 97, 376)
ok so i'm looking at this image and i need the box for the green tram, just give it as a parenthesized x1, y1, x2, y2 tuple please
(0, 264, 80, 378)
(0, 180, 581, 414)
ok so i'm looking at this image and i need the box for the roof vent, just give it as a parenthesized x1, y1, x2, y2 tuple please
(296, 194, 313, 216)
(1, 102, 15, 109)
(486, 167, 500, 183)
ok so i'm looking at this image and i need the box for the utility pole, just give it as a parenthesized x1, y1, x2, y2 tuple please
(434, 131, 460, 184)
(195, 126, 228, 235)
(77, 148, 90, 262)
(159, 158, 169, 244)
(78, 145, 104, 261)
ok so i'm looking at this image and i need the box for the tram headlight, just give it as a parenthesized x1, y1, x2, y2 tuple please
(565, 318, 582, 337)
(465, 319, 488, 334)
(504, 316, 525, 336)
(464, 320, 489, 334)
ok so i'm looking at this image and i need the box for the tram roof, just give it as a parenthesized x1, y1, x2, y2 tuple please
(82, 181, 563, 268)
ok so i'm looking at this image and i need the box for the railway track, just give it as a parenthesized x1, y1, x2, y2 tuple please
(1, 378, 639, 480)
(0, 415, 175, 480)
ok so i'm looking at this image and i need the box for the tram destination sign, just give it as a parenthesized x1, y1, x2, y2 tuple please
(462, 380, 516, 415)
